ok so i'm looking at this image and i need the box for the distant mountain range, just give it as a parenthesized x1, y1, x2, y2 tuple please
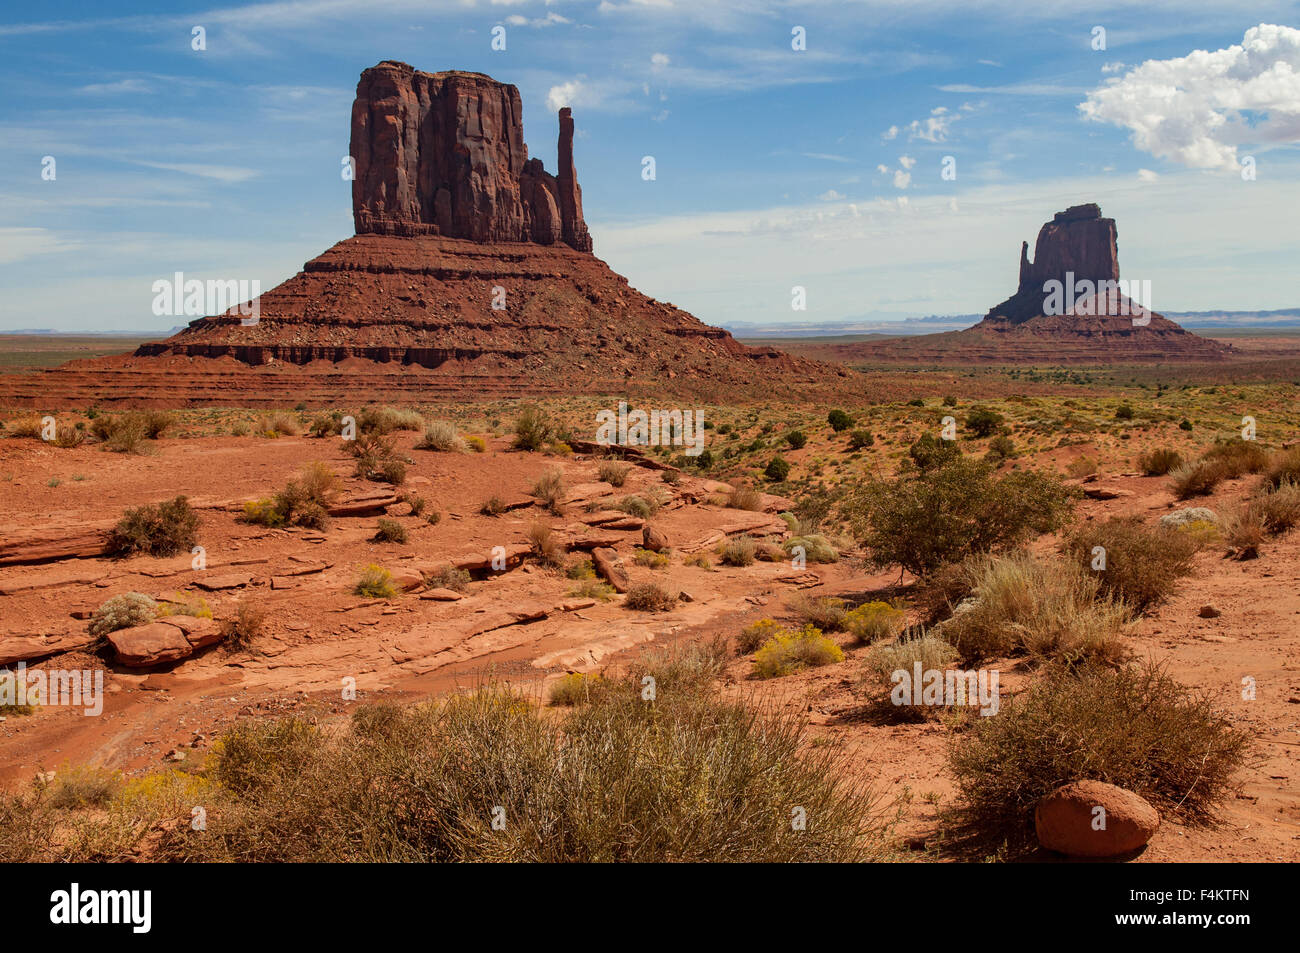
(728, 309, 1300, 338)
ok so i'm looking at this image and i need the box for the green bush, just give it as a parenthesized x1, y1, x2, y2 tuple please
(848, 429, 874, 450)
(108, 496, 199, 557)
(827, 410, 853, 432)
(512, 405, 553, 451)
(752, 625, 843, 678)
(965, 407, 1003, 437)
(842, 601, 906, 644)
(784, 430, 807, 450)
(764, 456, 790, 482)
(1138, 447, 1183, 476)
(907, 433, 960, 473)
(843, 457, 1075, 577)
(373, 519, 408, 544)
(88, 592, 158, 638)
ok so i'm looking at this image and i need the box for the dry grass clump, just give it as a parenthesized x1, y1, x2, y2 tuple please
(425, 565, 471, 592)
(1137, 447, 1183, 476)
(4, 416, 45, 439)
(736, 618, 784, 655)
(1261, 447, 1300, 490)
(88, 592, 157, 638)
(256, 411, 302, 437)
(623, 582, 677, 612)
(1203, 437, 1268, 479)
(526, 521, 566, 568)
(613, 492, 665, 518)
(936, 554, 1129, 667)
(752, 625, 844, 678)
(1243, 479, 1300, 535)
(348, 433, 407, 485)
(548, 673, 605, 707)
(1062, 517, 1198, 615)
(242, 462, 338, 530)
(568, 578, 616, 601)
(220, 599, 266, 652)
(531, 468, 566, 514)
(357, 406, 423, 435)
(727, 483, 763, 511)
(946, 662, 1250, 855)
(597, 460, 631, 486)
(719, 535, 756, 567)
(788, 593, 847, 632)
(108, 496, 199, 557)
(862, 634, 959, 690)
(633, 547, 670, 569)
(47, 766, 124, 810)
(415, 420, 466, 453)
(156, 593, 212, 619)
(1168, 459, 1224, 499)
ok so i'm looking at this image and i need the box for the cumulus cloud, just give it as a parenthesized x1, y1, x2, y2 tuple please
(883, 105, 964, 143)
(898, 155, 916, 170)
(651, 52, 670, 69)
(1080, 23, 1300, 171)
(818, 189, 845, 201)
(504, 11, 570, 28)
(893, 169, 911, 189)
(1138, 168, 1160, 182)
(546, 80, 583, 111)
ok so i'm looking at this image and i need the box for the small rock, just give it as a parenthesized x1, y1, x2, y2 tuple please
(1035, 780, 1159, 857)
(1160, 507, 1219, 529)
(642, 525, 670, 553)
(1198, 605, 1221, 619)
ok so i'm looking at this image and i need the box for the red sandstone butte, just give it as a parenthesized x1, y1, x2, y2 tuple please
(350, 61, 592, 251)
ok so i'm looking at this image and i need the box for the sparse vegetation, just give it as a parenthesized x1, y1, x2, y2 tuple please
(752, 625, 843, 678)
(597, 460, 631, 486)
(108, 496, 199, 557)
(531, 468, 566, 514)
(1138, 447, 1183, 476)
(512, 405, 553, 451)
(354, 564, 397, 599)
(88, 592, 157, 638)
(843, 601, 906, 645)
(1063, 517, 1198, 614)
(373, 518, 408, 544)
(415, 420, 466, 452)
(623, 581, 677, 612)
(719, 535, 756, 567)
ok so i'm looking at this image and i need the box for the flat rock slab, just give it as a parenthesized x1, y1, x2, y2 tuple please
(419, 588, 464, 601)
(193, 573, 253, 591)
(591, 547, 629, 593)
(0, 633, 97, 666)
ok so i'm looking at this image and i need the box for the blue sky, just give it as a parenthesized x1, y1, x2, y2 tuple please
(2, 1, 1298, 333)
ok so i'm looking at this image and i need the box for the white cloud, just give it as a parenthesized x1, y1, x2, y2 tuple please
(651, 52, 670, 69)
(1080, 23, 1300, 171)
(898, 155, 916, 169)
(546, 80, 583, 111)
(0, 227, 78, 264)
(818, 189, 844, 201)
(876, 163, 889, 174)
(1138, 168, 1160, 182)
(79, 78, 151, 94)
(882, 125, 898, 140)
(886, 105, 966, 143)
(1100, 61, 1125, 74)
(130, 161, 260, 183)
(892, 169, 912, 189)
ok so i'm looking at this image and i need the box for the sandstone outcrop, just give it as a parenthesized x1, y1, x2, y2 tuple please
(107, 616, 223, 668)
(350, 61, 591, 251)
(1035, 780, 1160, 857)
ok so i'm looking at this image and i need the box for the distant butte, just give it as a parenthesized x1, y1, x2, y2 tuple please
(816, 203, 1232, 365)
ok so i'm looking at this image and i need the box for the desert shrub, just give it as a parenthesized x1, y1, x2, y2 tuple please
(720, 535, 756, 567)
(0, 669, 40, 715)
(527, 522, 566, 568)
(827, 409, 853, 432)
(53, 426, 86, 448)
(98, 413, 148, 453)
(935, 554, 1128, 667)
(144, 665, 883, 862)
(946, 662, 1250, 853)
(684, 552, 712, 569)
(789, 594, 847, 632)
(465, 435, 487, 453)
(157, 594, 212, 619)
(357, 406, 422, 435)
(843, 457, 1075, 577)
(848, 429, 874, 450)
(480, 496, 506, 516)
(348, 432, 407, 484)
(907, 433, 960, 472)
(108, 496, 199, 557)
(308, 411, 344, 437)
(1138, 447, 1183, 476)
(660, 469, 681, 485)
(965, 407, 1002, 437)
(531, 468, 566, 513)
(139, 410, 175, 438)
(1223, 508, 1266, 557)
(354, 564, 397, 599)
(569, 578, 616, 601)
(782, 534, 838, 564)
(512, 405, 553, 451)
(985, 435, 1016, 462)
(242, 497, 286, 528)
(764, 456, 791, 482)
(373, 518, 408, 544)
(1062, 517, 1197, 614)
(221, 599, 266, 652)
(752, 625, 843, 678)
(633, 547, 670, 569)
(5, 416, 45, 439)
(862, 635, 960, 691)
(88, 592, 158, 638)
(1262, 447, 1300, 490)
(843, 601, 906, 645)
(425, 565, 471, 592)
(1168, 459, 1224, 499)
(784, 430, 807, 450)
(737, 618, 784, 655)
(1114, 403, 1135, 420)
(257, 412, 301, 436)
(910, 560, 977, 626)
(415, 420, 465, 453)
(1203, 437, 1268, 478)
(1065, 455, 1097, 479)
(48, 766, 123, 810)
(624, 582, 677, 612)
(614, 494, 660, 518)
(728, 483, 762, 510)
(1243, 479, 1300, 535)
(548, 673, 605, 707)
(402, 493, 427, 517)
(597, 461, 631, 486)
(243, 463, 338, 529)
